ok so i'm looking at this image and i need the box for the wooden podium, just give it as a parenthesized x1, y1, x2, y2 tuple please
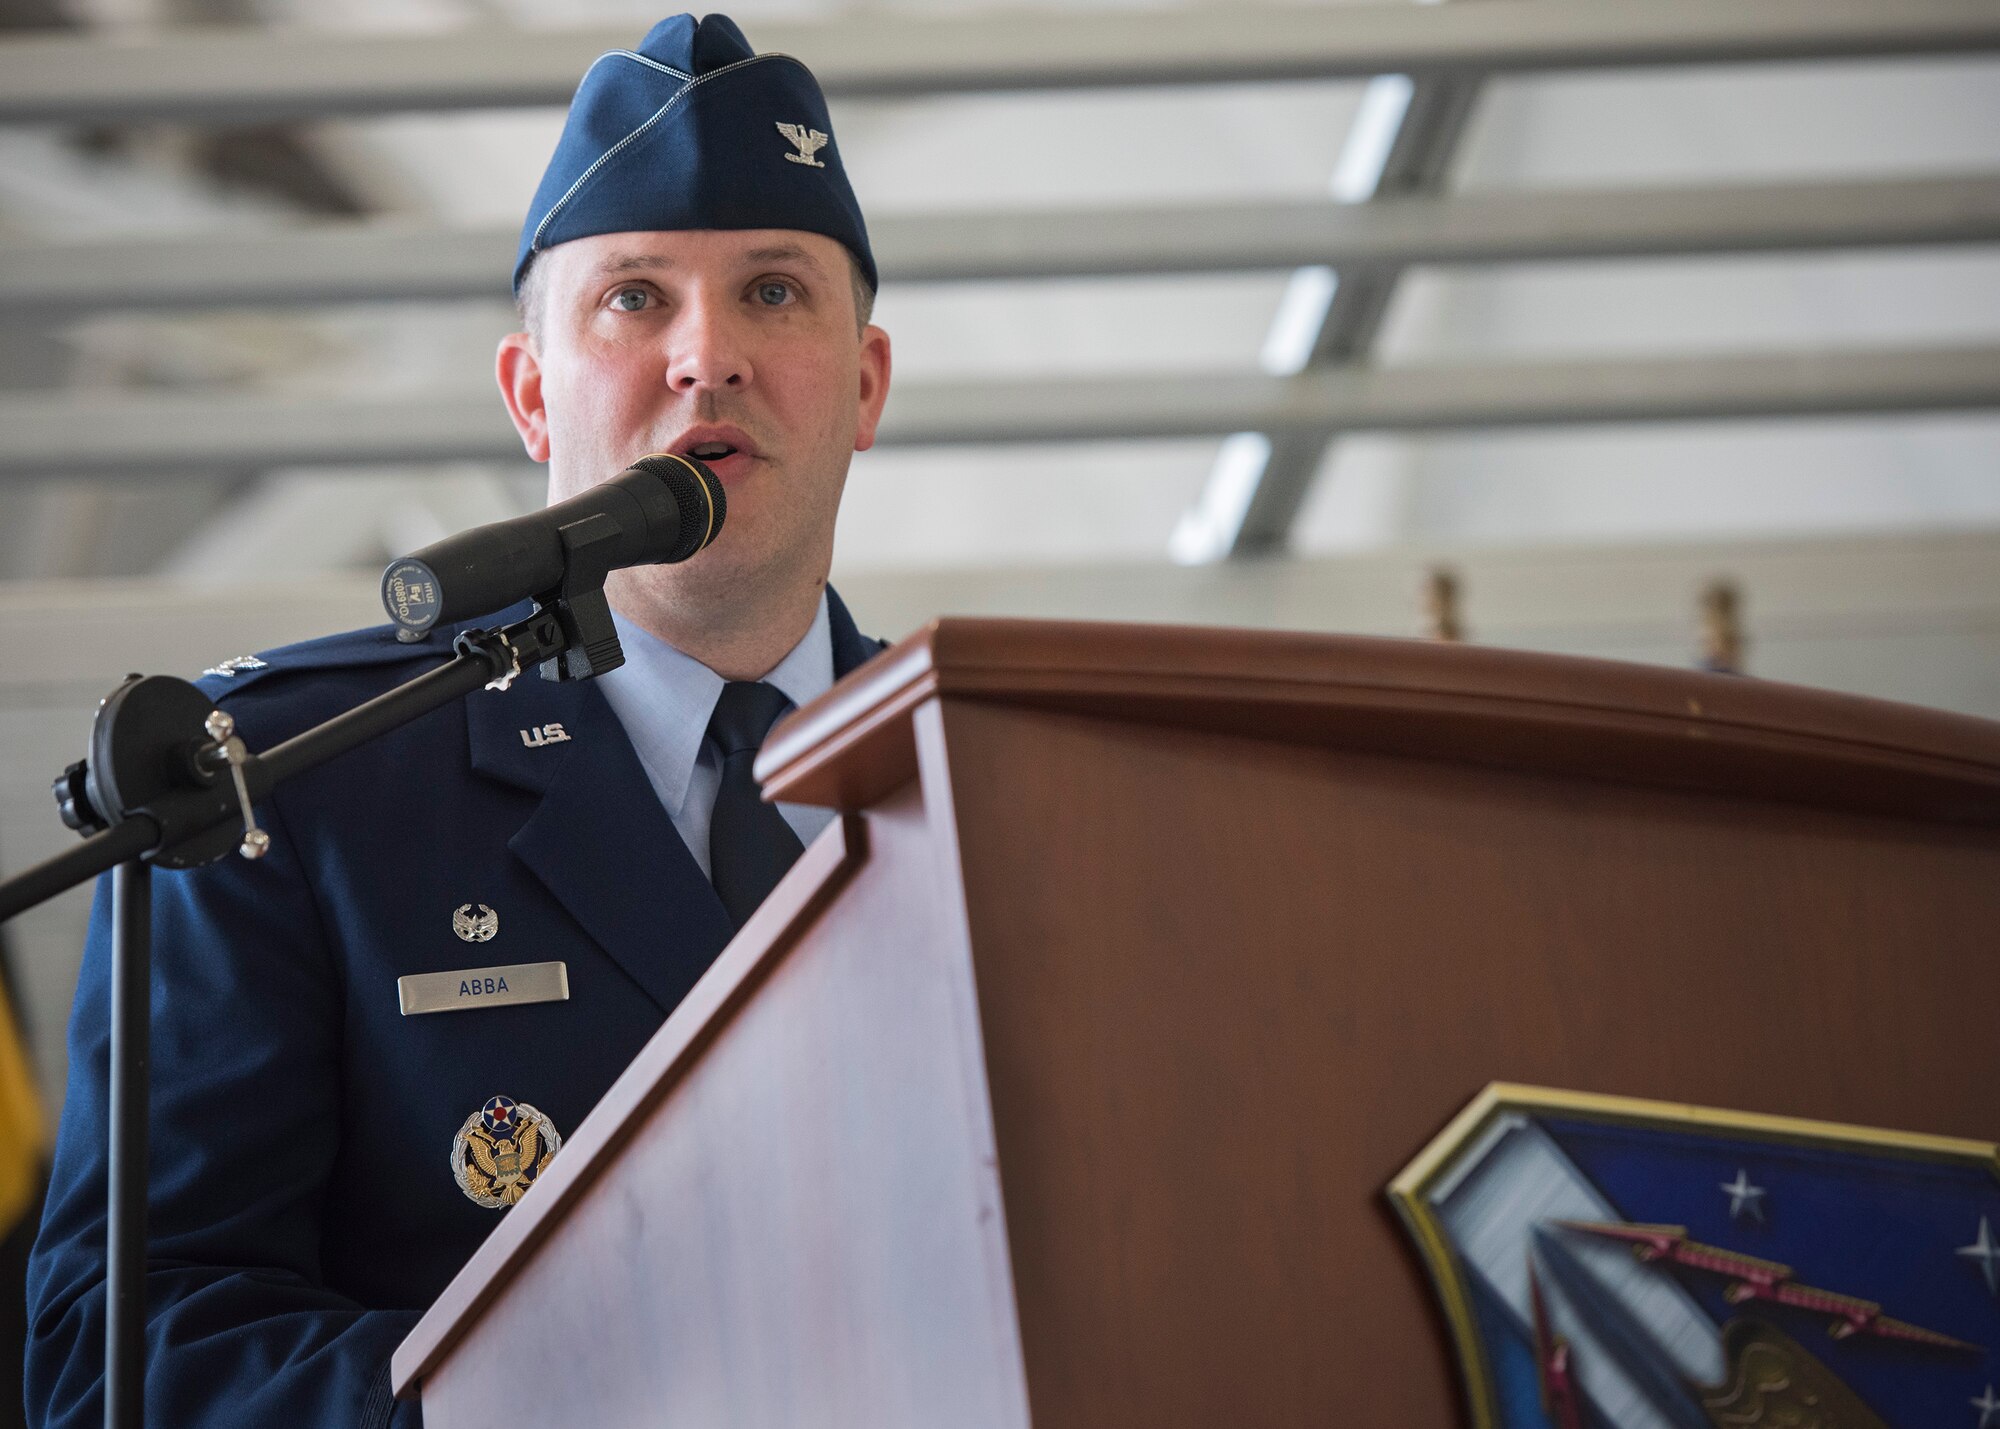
(391, 619, 2000, 1427)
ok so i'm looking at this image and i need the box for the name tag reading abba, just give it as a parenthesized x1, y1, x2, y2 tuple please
(398, 961, 569, 1017)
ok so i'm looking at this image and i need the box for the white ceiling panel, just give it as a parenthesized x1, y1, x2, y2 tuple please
(1377, 247, 2000, 362)
(834, 437, 1220, 569)
(1459, 57, 2000, 188)
(1291, 415, 2000, 552)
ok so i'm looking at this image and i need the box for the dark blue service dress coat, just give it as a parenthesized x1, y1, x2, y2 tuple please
(25, 592, 884, 1429)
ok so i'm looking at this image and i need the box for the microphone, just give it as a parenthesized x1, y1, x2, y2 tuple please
(380, 453, 724, 635)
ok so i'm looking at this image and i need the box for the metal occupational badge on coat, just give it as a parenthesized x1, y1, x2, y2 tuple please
(451, 1095, 560, 1209)
(451, 904, 498, 942)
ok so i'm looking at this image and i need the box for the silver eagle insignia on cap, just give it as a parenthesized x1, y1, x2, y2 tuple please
(775, 122, 828, 167)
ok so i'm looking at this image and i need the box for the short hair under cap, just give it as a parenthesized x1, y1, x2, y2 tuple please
(514, 13, 875, 294)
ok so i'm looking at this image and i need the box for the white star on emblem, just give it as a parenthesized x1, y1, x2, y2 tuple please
(1719, 1168, 1766, 1223)
(1972, 1384, 2000, 1429)
(1959, 1215, 2000, 1295)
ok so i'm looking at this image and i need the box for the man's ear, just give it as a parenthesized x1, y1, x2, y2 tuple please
(496, 331, 550, 463)
(853, 324, 892, 453)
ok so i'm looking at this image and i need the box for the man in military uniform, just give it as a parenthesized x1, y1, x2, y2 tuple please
(25, 15, 889, 1427)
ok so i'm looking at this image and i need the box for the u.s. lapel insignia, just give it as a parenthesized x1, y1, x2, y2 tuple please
(451, 903, 498, 942)
(775, 121, 828, 167)
(451, 1095, 561, 1209)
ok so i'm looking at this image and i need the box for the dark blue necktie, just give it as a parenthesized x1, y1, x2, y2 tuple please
(705, 681, 806, 925)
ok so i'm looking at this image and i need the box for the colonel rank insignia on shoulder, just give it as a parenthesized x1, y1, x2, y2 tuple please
(451, 1096, 561, 1209)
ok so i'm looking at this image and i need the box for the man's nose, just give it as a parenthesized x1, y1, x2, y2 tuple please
(664, 300, 752, 393)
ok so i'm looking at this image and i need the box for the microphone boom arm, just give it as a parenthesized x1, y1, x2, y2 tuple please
(0, 603, 580, 924)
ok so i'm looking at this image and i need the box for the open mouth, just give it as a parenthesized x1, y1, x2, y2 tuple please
(686, 442, 738, 463)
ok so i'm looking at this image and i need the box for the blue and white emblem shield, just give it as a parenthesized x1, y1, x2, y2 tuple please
(1390, 1084, 2000, 1429)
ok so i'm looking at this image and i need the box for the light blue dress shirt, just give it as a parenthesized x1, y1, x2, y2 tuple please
(597, 593, 836, 879)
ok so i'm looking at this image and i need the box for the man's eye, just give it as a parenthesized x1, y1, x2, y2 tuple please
(755, 280, 794, 307)
(609, 287, 651, 312)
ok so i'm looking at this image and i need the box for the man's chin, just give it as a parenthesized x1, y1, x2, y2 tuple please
(610, 538, 778, 609)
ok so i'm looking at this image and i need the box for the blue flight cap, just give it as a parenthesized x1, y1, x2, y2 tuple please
(514, 13, 874, 295)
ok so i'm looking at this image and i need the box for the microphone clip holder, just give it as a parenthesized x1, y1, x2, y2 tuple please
(532, 512, 627, 684)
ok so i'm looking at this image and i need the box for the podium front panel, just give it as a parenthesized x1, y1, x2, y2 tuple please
(931, 695, 2000, 1428)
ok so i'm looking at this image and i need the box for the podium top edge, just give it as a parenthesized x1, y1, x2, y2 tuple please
(756, 617, 2000, 823)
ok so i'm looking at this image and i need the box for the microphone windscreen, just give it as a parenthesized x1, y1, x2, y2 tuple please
(629, 453, 725, 562)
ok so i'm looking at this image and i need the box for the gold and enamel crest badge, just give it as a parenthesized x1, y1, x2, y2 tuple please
(451, 1095, 560, 1209)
